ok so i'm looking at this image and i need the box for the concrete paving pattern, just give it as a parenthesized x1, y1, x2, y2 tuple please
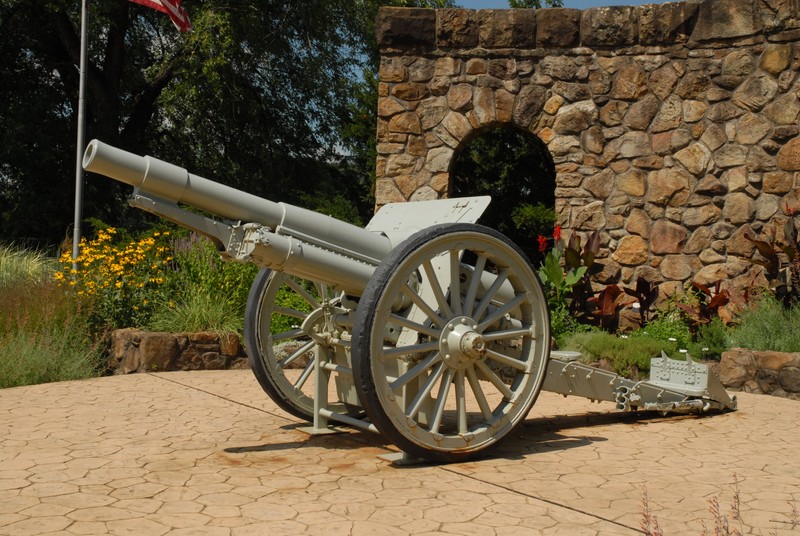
(1, 370, 798, 535)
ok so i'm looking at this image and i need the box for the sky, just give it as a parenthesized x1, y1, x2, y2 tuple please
(457, 0, 669, 10)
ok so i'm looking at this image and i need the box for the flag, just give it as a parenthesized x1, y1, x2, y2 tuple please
(129, 0, 191, 33)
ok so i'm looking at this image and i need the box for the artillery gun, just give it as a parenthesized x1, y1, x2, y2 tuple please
(82, 140, 736, 463)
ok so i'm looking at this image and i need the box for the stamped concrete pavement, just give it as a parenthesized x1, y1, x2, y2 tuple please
(1, 370, 798, 535)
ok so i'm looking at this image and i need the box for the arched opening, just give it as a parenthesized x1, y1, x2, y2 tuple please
(450, 125, 557, 264)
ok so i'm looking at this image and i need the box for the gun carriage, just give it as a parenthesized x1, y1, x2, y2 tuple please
(83, 140, 736, 463)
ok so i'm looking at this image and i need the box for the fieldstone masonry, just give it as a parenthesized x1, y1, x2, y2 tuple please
(108, 328, 249, 373)
(375, 0, 800, 299)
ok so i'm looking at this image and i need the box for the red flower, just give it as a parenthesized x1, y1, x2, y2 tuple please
(553, 225, 562, 242)
(537, 235, 548, 254)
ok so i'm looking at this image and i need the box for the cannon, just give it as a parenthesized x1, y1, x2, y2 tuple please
(82, 139, 736, 463)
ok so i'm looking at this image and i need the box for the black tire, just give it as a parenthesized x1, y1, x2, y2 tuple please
(352, 223, 550, 463)
(244, 268, 316, 421)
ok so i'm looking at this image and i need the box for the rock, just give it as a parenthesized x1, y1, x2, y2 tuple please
(647, 167, 692, 207)
(732, 74, 778, 112)
(610, 62, 648, 100)
(624, 95, 659, 130)
(376, 7, 436, 51)
(760, 44, 792, 76)
(625, 208, 651, 237)
(536, 8, 581, 47)
(723, 192, 756, 224)
(685, 227, 713, 253)
(600, 101, 629, 127)
(674, 143, 712, 177)
(648, 63, 680, 100)
(553, 100, 597, 134)
(660, 255, 694, 280)
(612, 235, 649, 265)
(638, 2, 698, 45)
(572, 200, 606, 230)
(777, 137, 800, 171)
(763, 93, 800, 125)
(718, 349, 757, 388)
(609, 131, 651, 159)
(436, 8, 478, 48)
(763, 171, 793, 194)
(690, 0, 762, 41)
(581, 6, 638, 46)
(683, 205, 722, 227)
(513, 84, 547, 128)
(617, 168, 646, 196)
(651, 95, 683, 133)
(721, 49, 755, 76)
(726, 224, 756, 257)
(650, 220, 688, 254)
(683, 100, 707, 123)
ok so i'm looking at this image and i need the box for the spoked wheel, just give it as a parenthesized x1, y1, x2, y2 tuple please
(245, 268, 342, 422)
(352, 224, 550, 462)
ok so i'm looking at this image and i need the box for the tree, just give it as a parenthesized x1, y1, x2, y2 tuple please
(0, 0, 383, 248)
(508, 0, 564, 8)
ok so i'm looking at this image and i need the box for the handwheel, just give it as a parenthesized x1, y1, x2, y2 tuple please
(352, 223, 550, 462)
(245, 268, 340, 421)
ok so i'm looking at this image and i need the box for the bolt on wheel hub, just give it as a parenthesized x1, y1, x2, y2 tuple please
(440, 316, 486, 369)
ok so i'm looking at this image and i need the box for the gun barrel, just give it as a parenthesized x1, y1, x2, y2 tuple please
(83, 140, 392, 266)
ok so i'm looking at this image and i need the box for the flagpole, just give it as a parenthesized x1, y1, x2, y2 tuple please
(72, 0, 89, 270)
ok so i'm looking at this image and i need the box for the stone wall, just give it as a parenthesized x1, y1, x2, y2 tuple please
(108, 329, 249, 374)
(719, 347, 800, 399)
(375, 0, 800, 299)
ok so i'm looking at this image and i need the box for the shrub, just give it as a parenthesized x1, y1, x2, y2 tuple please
(634, 311, 693, 349)
(560, 330, 678, 377)
(55, 228, 175, 329)
(729, 295, 800, 352)
(1, 248, 103, 387)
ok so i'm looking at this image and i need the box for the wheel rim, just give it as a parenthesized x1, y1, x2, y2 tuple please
(355, 225, 550, 459)
(248, 271, 336, 419)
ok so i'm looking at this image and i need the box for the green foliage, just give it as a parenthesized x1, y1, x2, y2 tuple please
(560, 331, 677, 377)
(147, 289, 243, 335)
(1, 1, 387, 248)
(729, 295, 800, 352)
(166, 232, 258, 317)
(451, 126, 556, 263)
(633, 312, 693, 349)
(270, 283, 315, 335)
(0, 244, 55, 288)
(56, 228, 257, 334)
(1, 254, 103, 388)
(509, 0, 564, 7)
(744, 214, 800, 307)
(55, 228, 176, 330)
(687, 318, 730, 361)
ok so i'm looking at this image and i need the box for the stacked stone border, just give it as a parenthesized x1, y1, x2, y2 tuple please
(719, 347, 800, 399)
(375, 0, 800, 299)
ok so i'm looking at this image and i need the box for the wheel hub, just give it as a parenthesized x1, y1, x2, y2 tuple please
(440, 316, 486, 370)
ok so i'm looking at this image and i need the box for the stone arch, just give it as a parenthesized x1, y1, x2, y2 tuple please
(449, 123, 557, 261)
(375, 3, 800, 299)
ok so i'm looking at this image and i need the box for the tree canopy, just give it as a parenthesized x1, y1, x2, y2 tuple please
(1, 0, 557, 250)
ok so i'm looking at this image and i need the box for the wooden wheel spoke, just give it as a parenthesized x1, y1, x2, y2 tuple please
(449, 250, 463, 316)
(455, 369, 468, 434)
(482, 326, 532, 342)
(273, 305, 309, 319)
(294, 360, 314, 390)
(485, 349, 529, 372)
(390, 353, 442, 390)
(473, 268, 509, 322)
(407, 362, 445, 419)
(477, 293, 526, 332)
(429, 368, 454, 434)
(423, 259, 453, 318)
(279, 340, 315, 368)
(284, 277, 321, 309)
(466, 365, 494, 421)
(401, 283, 445, 328)
(475, 360, 515, 400)
(389, 313, 440, 338)
(383, 341, 440, 359)
(463, 254, 487, 316)
(271, 328, 305, 342)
